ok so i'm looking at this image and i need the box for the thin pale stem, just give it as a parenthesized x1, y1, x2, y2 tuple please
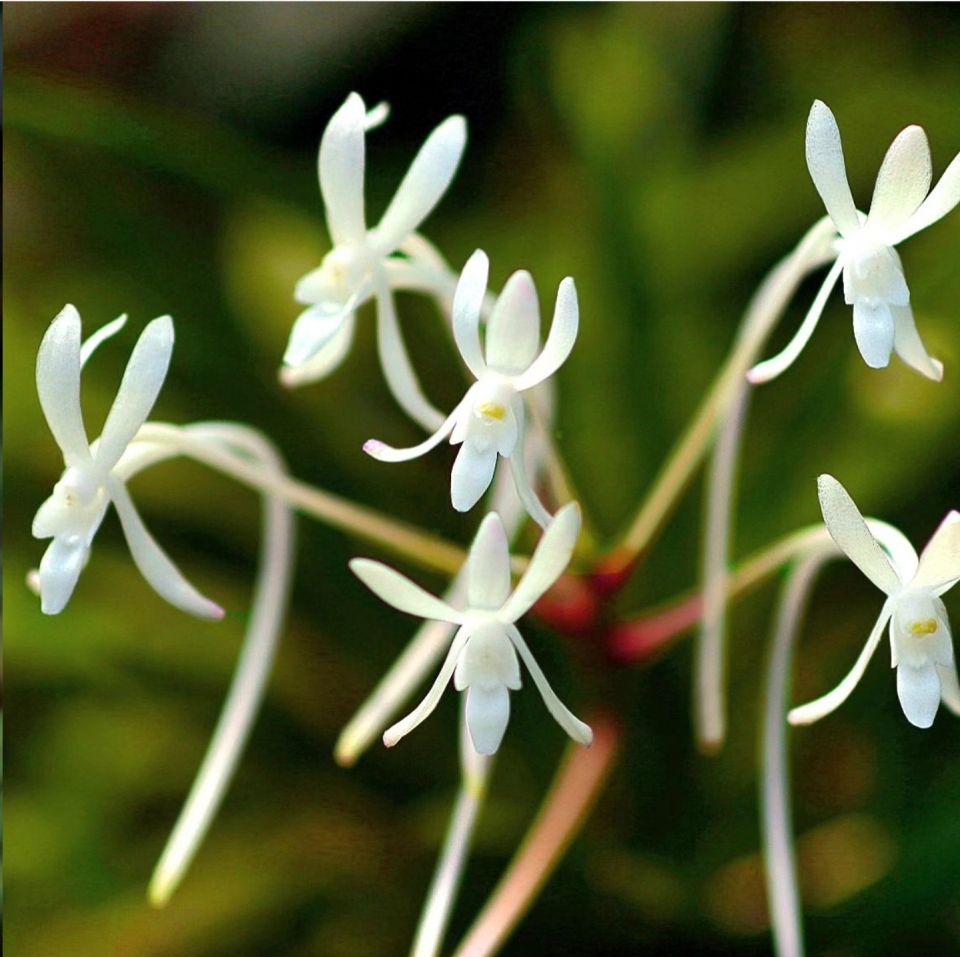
(695, 376, 753, 752)
(147, 423, 295, 906)
(614, 217, 836, 567)
(335, 574, 466, 767)
(450, 713, 619, 957)
(135, 422, 467, 576)
(412, 708, 494, 957)
(760, 545, 836, 957)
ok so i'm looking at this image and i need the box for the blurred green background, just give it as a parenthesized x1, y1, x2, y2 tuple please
(6, 4, 960, 955)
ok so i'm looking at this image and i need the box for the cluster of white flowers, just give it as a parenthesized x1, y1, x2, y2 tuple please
(29, 93, 959, 957)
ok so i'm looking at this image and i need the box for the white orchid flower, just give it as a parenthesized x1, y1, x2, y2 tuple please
(350, 503, 592, 755)
(364, 250, 578, 528)
(790, 475, 960, 729)
(749, 100, 960, 383)
(32, 304, 223, 620)
(284, 92, 467, 429)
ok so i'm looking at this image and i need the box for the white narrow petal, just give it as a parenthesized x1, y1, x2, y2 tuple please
(937, 661, 960, 717)
(852, 299, 895, 369)
(375, 278, 445, 432)
(913, 511, 960, 591)
(451, 442, 498, 513)
(897, 662, 941, 728)
(805, 100, 861, 238)
(506, 624, 593, 745)
(37, 304, 92, 466)
(319, 92, 367, 246)
(500, 502, 581, 622)
(817, 475, 902, 595)
(513, 278, 579, 391)
(892, 304, 943, 381)
(747, 257, 845, 384)
(335, 614, 459, 767)
(890, 151, 960, 245)
(95, 316, 174, 472)
(363, 400, 462, 463)
(283, 299, 355, 368)
(485, 271, 541, 376)
(350, 558, 465, 624)
(110, 479, 224, 620)
(464, 685, 511, 755)
(280, 312, 357, 388)
(867, 125, 932, 234)
(452, 249, 489, 380)
(373, 115, 467, 254)
(32, 495, 66, 540)
(788, 601, 893, 725)
(79, 314, 128, 369)
(383, 626, 472, 746)
(467, 513, 512, 611)
(37, 537, 89, 615)
(508, 433, 553, 530)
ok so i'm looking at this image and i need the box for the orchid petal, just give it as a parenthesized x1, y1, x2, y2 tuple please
(852, 298, 895, 369)
(350, 559, 465, 624)
(890, 151, 960, 245)
(32, 495, 66, 540)
(451, 442, 498, 513)
(37, 304, 92, 466)
(452, 250, 489, 380)
(506, 623, 593, 746)
(937, 661, 960, 717)
(805, 101, 861, 238)
(788, 600, 893, 725)
(500, 502, 580, 622)
(892, 304, 943, 381)
(363, 400, 462, 463)
(747, 257, 844, 384)
(868, 125, 932, 234)
(913, 510, 960, 592)
(485, 271, 540, 376)
(375, 278, 445, 432)
(513, 278, 579, 391)
(464, 685, 511, 755)
(95, 316, 174, 472)
(817, 475, 902, 594)
(373, 115, 467, 254)
(283, 298, 355, 368)
(38, 536, 89, 615)
(508, 420, 553, 531)
(383, 625, 472, 746)
(111, 479, 224, 620)
(79, 314, 128, 369)
(320, 93, 367, 245)
(897, 661, 941, 728)
(466, 513, 511, 611)
(280, 311, 357, 387)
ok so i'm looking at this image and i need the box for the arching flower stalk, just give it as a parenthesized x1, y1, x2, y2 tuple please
(790, 475, 960, 729)
(350, 503, 592, 755)
(32, 305, 223, 619)
(749, 100, 960, 383)
(284, 92, 467, 431)
(364, 250, 579, 528)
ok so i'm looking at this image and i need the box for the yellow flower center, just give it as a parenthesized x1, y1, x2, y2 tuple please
(908, 619, 938, 636)
(477, 401, 507, 420)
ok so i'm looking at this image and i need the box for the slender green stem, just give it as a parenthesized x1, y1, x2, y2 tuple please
(609, 525, 833, 662)
(134, 422, 468, 576)
(613, 217, 836, 567)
